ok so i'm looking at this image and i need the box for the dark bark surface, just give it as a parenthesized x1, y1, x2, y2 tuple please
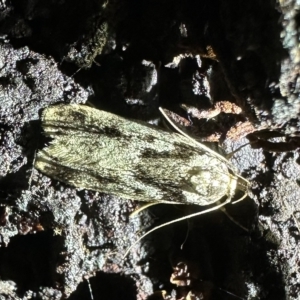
(0, 0, 299, 299)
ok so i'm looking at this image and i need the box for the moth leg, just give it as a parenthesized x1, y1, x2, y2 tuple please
(231, 191, 248, 204)
(218, 192, 249, 232)
(224, 142, 250, 160)
(220, 207, 249, 232)
(130, 202, 161, 217)
(123, 200, 230, 259)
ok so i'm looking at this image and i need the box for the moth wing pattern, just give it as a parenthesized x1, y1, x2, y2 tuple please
(35, 104, 242, 206)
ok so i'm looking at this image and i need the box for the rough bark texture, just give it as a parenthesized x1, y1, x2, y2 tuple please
(0, 0, 299, 299)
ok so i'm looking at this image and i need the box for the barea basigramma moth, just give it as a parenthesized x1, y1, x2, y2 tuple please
(35, 104, 249, 209)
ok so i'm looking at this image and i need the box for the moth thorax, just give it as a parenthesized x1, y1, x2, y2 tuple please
(190, 169, 230, 195)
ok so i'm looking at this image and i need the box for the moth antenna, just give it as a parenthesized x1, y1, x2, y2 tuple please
(159, 107, 233, 167)
(123, 199, 230, 259)
(130, 202, 161, 217)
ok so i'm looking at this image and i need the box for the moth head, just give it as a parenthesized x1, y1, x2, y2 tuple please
(184, 168, 234, 204)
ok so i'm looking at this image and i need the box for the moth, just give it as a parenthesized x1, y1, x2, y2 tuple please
(35, 104, 249, 254)
(35, 104, 248, 206)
